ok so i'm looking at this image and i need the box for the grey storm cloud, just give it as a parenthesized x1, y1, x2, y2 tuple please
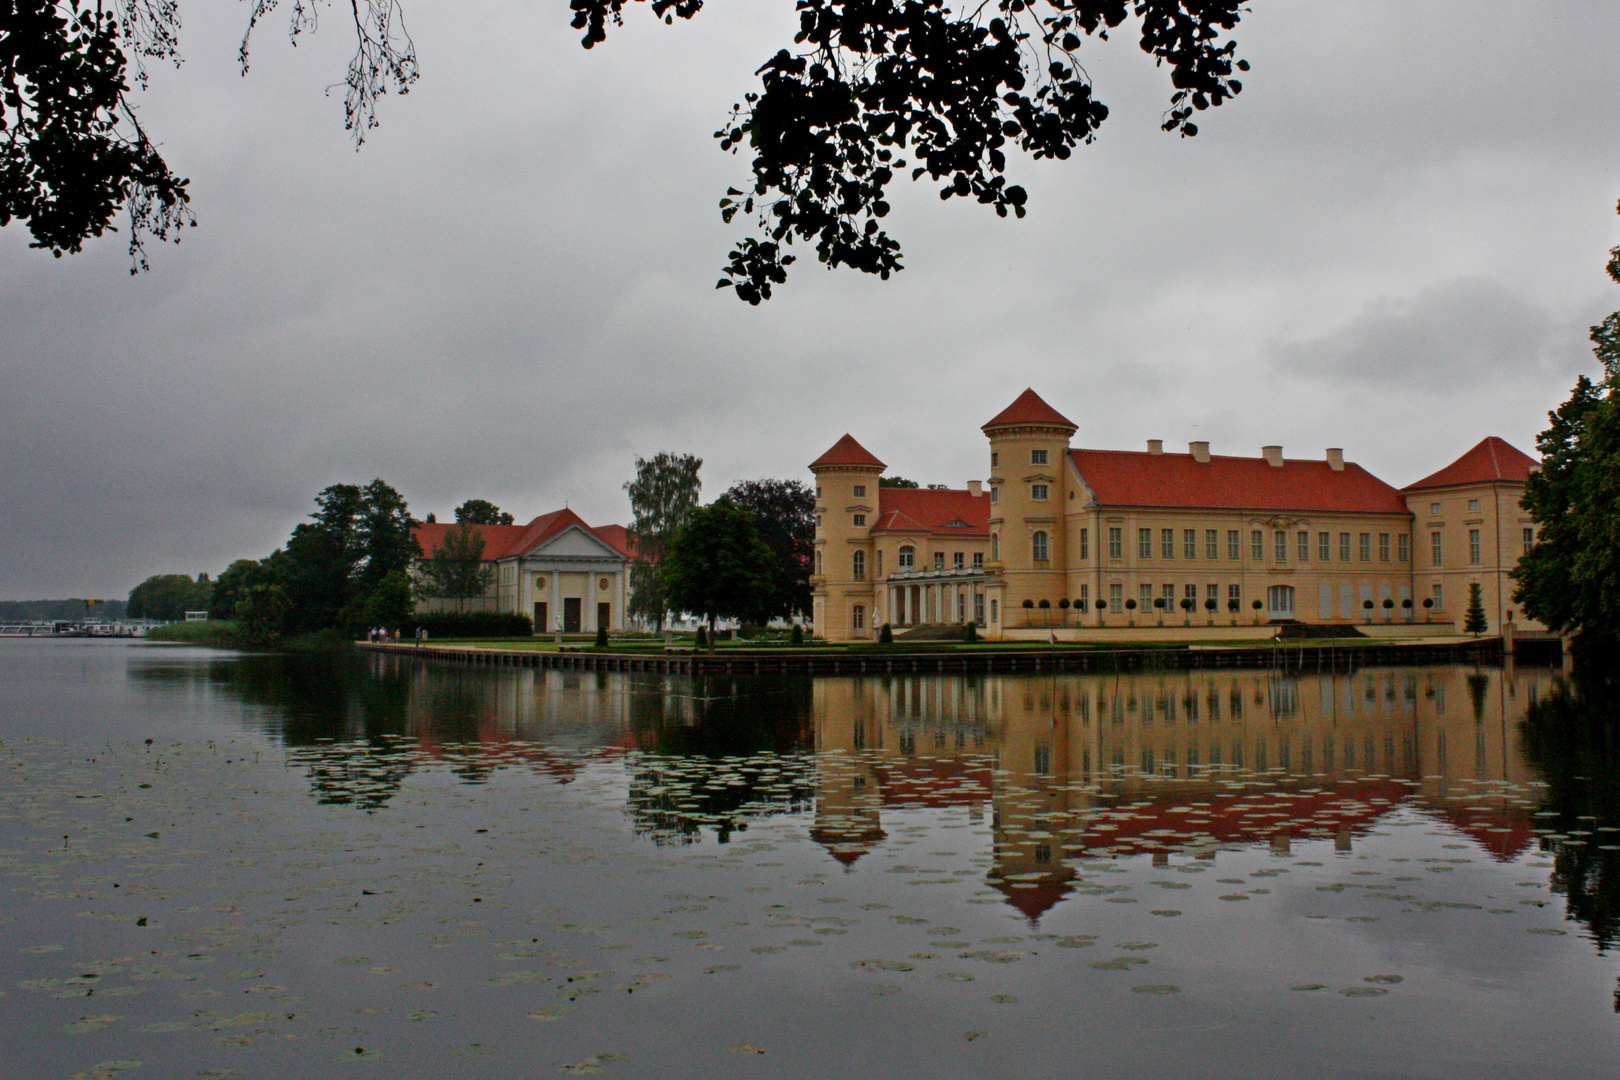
(3, 1, 1620, 596)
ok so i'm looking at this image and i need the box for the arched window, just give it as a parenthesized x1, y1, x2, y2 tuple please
(852, 550, 866, 580)
(1032, 531, 1049, 562)
(898, 545, 915, 569)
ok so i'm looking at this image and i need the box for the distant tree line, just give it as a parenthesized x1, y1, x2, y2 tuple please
(0, 599, 129, 622)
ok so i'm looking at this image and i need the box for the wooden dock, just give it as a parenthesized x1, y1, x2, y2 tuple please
(356, 637, 1507, 675)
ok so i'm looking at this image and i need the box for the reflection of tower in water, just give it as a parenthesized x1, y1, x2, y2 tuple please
(809, 665, 1551, 921)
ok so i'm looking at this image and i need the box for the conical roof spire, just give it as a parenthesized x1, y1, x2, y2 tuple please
(809, 434, 886, 471)
(982, 389, 1077, 433)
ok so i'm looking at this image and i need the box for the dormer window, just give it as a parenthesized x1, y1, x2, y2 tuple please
(853, 484, 867, 497)
(1031, 449, 1048, 465)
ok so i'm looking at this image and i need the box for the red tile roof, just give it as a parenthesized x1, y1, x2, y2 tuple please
(413, 508, 625, 561)
(810, 434, 886, 470)
(1402, 437, 1537, 492)
(1069, 449, 1410, 515)
(983, 388, 1077, 432)
(592, 524, 637, 560)
(872, 488, 992, 536)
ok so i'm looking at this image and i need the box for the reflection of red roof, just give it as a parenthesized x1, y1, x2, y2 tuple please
(983, 388, 1077, 432)
(990, 870, 1076, 921)
(1403, 437, 1537, 492)
(1070, 449, 1410, 515)
(872, 489, 991, 537)
(413, 509, 625, 561)
(810, 434, 886, 471)
(1436, 806, 1536, 862)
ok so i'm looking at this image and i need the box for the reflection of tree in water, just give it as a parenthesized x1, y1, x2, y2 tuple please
(625, 676, 815, 845)
(1519, 648, 1620, 1006)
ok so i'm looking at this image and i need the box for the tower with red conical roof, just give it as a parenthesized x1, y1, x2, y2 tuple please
(809, 434, 885, 639)
(981, 389, 1078, 638)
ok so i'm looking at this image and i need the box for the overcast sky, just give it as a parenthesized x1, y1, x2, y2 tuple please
(3, 1, 1617, 598)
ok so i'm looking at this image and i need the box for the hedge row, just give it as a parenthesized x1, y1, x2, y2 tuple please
(405, 612, 533, 638)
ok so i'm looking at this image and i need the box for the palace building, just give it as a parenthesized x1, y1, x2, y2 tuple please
(809, 389, 1540, 642)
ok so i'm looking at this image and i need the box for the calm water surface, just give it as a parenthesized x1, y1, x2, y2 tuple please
(2, 640, 1617, 1078)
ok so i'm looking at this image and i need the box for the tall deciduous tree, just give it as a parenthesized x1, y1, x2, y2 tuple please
(419, 523, 494, 614)
(725, 478, 815, 624)
(624, 452, 702, 631)
(1513, 208, 1620, 642)
(126, 572, 212, 620)
(661, 496, 774, 648)
(8, 1, 1249, 297)
(455, 499, 514, 525)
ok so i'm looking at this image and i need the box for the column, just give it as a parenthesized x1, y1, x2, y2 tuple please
(551, 570, 561, 631)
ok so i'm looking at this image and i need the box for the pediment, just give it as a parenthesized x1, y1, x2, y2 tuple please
(525, 525, 622, 559)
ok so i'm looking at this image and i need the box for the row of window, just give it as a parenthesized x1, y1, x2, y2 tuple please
(989, 449, 1050, 467)
(849, 547, 986, 580)
(1086, 526, 1411, 565)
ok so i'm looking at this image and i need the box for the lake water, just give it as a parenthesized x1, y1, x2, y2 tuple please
(2, 640, 1616, 1078)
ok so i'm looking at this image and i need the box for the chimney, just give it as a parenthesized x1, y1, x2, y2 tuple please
(1325, 447, 1344, 472)
(967, 480, 983, 496)
(1262, 445, 1284, 468)
(1147, 439, 1164, 455)
(1189, 441, 1210, 463)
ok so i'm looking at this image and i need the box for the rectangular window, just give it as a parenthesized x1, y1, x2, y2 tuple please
(1139, 528, 1153, 558)
(1206, 529, 1219, 559)
(1339, 532, 1351, 561)
(1379, 533, 1391, 561)
(991, 452, 999, 467)
(1274, 530, 1288, 562)
(1523, 527, 1534, 550)
(1109, 583, 1123, 612)
(853, 551, 866, 580)
(1184, 583, 1198, 606)
(1227, 530, 1240, 560)
(973, 552, 984, 569)
(1109, 527, 1123, 559)
(1359, 533, 1371, 561)
(853, 514, 866, 527)
(991, 486, 999, 503)
(853, 485, 866, 497)
(1430, 501, 1441, 516)
(1297, 531, 1310, 561)
(1031, 483, 1049, 500)
(931, 552, 942, 570)
(1206, 583, 1219, 605)
(877, 550, 884, 577)
(1184, 529, 1197, 559)
(1078, 584, 1089, 610)
(1031, 449, 1048, 465)
(1319, 531, 1331, 561)
(1162, 529, 1176, 558)
(953, 551, 964, 569)
(1079, 528, 1089, 560)
(1398, 534, 1410, 562)
(1161, 583, 1176, 612)
(1469, 528, 1481, 565)
(852, 605, 864, 630)
(1140, 584, 1155, 612)
(975, 592, 985, 625)
(1431, 531, 1443, 566)
(1251, 531, 1264, 560)
(1432, 583, 1444, 609)
(1468, 498, 1480, 512)
(1228, 583, 1241, 608)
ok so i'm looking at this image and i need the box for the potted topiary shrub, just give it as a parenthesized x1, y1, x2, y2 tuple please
(1251, 598, 1264, 626)
(1382, 597, 1395, 623)
(1227, 598, 1239, 626)
(1095, 597, 1108, 626)
(1180, 596, 1195, 626)
(1058, 597, 1070, 627)
(1422, 596, 1434, 623)
(962, 620, 978, 644)
(1204, 596, 1217, 626)
(1153, 596, 1166, 626)
(1401, 597, 1414, 624)
(879, 622, 893, 645)
(1038, 598, 1052, 627)
(594, 624, 608, 649)
(1362, 598, 1374, 624)
(1125, 598, 1137, 627)
(1021, 598, 1035, 627)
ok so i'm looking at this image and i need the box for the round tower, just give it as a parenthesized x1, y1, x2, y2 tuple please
(982, 389, 1077, 637)
(809, 434, 884, 641)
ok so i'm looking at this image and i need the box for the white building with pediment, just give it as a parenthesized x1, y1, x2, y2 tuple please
(413, 509, 633, 633)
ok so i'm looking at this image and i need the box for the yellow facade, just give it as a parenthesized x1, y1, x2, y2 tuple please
(810, 391, 1541, 642)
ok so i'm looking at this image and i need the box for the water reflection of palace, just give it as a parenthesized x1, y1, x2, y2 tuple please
(812, 665, 1553, 918)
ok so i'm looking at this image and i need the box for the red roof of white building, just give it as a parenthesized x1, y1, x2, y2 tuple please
(1068, 449, 1411, 515)
(1402, 437, 1537, 492)
(414, 509, 628, 561)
